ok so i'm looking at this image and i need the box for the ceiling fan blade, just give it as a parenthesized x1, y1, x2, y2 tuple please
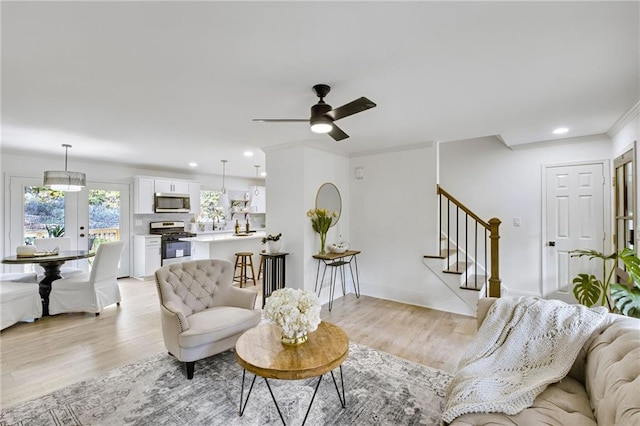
(327, 97, 376, 121)
(252, 118, 309, 122)
(328, 123, 349, 141)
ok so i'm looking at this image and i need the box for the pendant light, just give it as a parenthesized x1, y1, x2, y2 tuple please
(220, 160, 228, 194)
(254, 165, 260, 196)
(43, 144, 86, 192)
(218, 160, 229, 208)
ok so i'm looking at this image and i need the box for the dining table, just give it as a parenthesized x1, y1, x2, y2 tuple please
(2, 250, 95, 316)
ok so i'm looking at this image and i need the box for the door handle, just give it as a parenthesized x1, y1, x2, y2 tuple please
(80, 233, 85, 237)
(548, 241, 556, 247)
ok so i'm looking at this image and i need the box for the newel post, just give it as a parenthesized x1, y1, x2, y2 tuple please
(488, 217, 501, 297)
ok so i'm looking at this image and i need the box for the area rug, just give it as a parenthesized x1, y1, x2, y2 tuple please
(0, 343, 452, 425)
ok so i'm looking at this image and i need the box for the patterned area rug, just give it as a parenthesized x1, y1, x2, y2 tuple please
(1, 343, 452, 425)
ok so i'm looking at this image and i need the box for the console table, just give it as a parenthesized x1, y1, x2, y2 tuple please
(312, 250, 361, 311)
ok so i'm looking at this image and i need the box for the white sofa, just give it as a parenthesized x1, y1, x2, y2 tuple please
(449, 298, 640, 425)
(0, 281, 42, 330)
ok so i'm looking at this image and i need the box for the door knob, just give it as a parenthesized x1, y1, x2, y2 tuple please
(548, 241, 556, 247)
(80, 233, 85, 237)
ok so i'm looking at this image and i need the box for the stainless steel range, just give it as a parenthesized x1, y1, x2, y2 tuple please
(150, 221, 196, 266)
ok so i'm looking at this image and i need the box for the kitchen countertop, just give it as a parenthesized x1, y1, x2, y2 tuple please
(180, 231, 265, 242)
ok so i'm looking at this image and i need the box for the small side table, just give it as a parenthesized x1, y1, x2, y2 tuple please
(313, 250, 361, 311)
(235, 322, 349, 425)
(261, 252, 289, 307)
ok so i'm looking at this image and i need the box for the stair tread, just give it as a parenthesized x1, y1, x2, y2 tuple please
(461, 275, 487, 290)
(443, 262, 470, 274)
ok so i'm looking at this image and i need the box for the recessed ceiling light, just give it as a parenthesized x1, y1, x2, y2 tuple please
(243, 151, 254, 157)
(188, 162, 198, 167)
(553, 127, 569, 135)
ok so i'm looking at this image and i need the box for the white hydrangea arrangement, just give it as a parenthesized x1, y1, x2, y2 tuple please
(264, 288, 321, 339)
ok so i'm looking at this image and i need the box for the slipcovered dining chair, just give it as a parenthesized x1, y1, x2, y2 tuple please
(48, 241, 124, 316)
(0, 281, 42, 330)
(33, 237, 84, 279)
(0, 272, 38, 283)
(155, 259, 261, 379)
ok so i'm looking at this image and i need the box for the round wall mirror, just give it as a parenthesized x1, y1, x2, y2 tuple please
(315, 183, 342, 227)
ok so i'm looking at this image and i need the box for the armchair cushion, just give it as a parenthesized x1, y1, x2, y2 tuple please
(180, 306, 261, 348)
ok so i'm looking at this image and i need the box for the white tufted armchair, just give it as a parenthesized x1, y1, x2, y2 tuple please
(155, 259, 261, 379)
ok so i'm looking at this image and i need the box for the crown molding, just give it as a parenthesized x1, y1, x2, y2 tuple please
(349, 141, 434, 158)
(607, 99, 640, 137)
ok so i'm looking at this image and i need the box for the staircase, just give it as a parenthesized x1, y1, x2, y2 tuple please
(423, 185, 501, 312)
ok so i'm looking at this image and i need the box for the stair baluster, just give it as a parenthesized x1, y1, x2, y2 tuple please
(429, 185, 501, 298)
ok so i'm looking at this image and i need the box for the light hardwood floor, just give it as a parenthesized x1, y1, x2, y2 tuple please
(0, 277, 477, 409)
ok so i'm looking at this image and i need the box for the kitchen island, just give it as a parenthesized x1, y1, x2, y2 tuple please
(180, 231, 265, 266)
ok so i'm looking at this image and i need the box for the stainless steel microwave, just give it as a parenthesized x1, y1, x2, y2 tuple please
(154, 193, 191, 213)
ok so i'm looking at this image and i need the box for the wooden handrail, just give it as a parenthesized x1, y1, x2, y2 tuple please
(437, 185, 490, 229)
(436, 184, 501, 298)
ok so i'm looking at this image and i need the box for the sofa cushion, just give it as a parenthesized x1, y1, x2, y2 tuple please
(585, 314, 640, 425)
(450, 375, 597, 425)
(179, 306, 260, 348)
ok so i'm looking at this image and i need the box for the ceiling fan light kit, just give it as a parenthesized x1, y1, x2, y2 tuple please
(310, 116, 333, 133)
(253, 83, 376, 141)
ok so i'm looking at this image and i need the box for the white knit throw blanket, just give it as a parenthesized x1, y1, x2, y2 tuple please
(442, 297, 607, 423)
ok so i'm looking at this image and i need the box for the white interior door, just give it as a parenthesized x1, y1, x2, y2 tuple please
(543, 163, 606, 303)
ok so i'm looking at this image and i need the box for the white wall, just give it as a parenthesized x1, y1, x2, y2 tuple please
(439, 135, 613, 297)
(348, 144, 475, 315)
(264, 144, 350, 303)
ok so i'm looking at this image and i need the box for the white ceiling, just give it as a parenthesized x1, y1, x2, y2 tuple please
(2, 1, 638, 178)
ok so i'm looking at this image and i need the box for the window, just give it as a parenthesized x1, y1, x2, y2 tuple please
(24, 186, 65, 244)
(198, 190, 226, 223)
(88, 189, 121, 251)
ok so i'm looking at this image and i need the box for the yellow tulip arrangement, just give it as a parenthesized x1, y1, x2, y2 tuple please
(307, 208, 337, 254)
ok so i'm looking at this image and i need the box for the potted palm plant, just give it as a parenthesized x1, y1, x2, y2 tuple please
(571, 247, 640, 318)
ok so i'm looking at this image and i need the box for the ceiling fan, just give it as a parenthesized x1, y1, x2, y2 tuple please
(252, 84, 376, 141)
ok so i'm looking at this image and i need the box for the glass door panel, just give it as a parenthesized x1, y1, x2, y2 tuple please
(614, 145, 636, 283)
(83, 182, 130, 277)
(24, 186, 66, 245)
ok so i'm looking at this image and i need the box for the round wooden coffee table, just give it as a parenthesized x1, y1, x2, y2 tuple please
(235, 321, 349, 425)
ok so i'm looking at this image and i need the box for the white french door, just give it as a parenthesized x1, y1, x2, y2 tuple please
(8, 177, 130, 277)
(542, 162, 607, 303)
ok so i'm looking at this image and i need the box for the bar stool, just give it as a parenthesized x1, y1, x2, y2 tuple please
(257, 250, 265, 280)
(233, 252, 257, 287)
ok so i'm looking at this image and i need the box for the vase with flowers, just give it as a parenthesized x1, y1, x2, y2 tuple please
(261, 233, 282, 254)
(307, 208, 337, 255)
(264, 288, 321, 345)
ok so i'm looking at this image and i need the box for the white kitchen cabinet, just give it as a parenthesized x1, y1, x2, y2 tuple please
(134, 176, 200, 215)
(250, 186, 266, 213)
(189, 182, 201, 214)
(133, 235, 161, 280)
(133, 177, 155, 214)
(155, 179, 189, 194)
